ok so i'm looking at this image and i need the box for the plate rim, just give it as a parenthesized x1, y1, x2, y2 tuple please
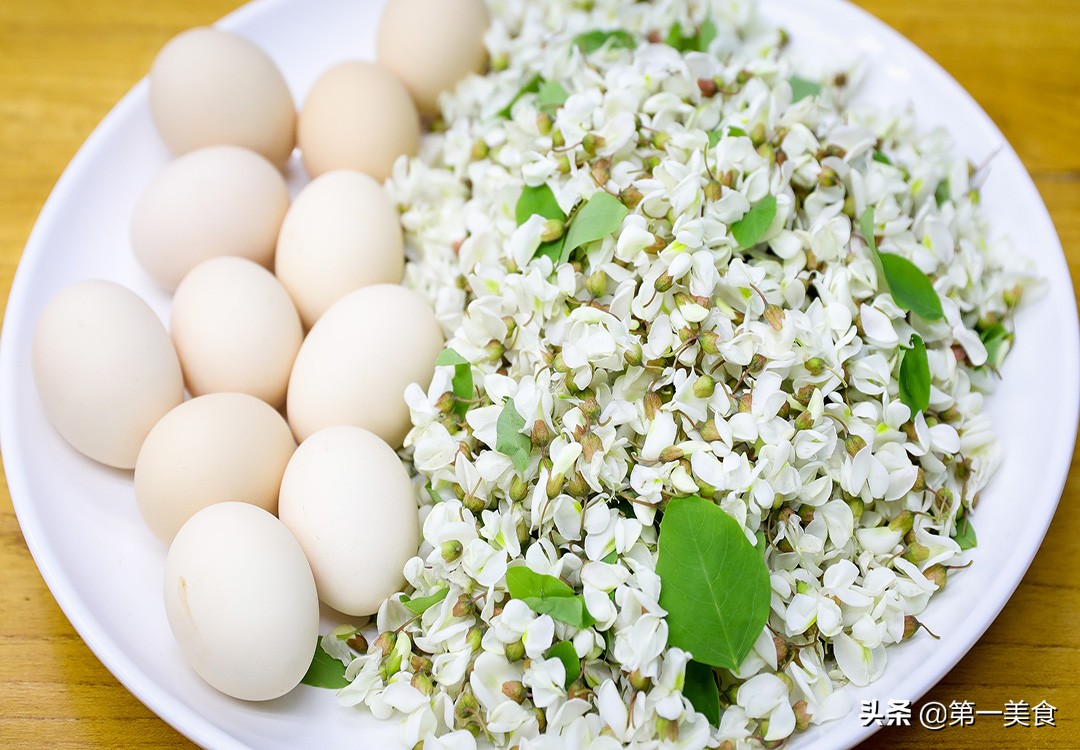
(1, 0, 1076, 749)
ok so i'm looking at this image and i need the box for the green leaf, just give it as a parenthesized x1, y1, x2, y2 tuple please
(665, 20, 716, 52)
(496, 398, 532, 473)
(683, 660, 720, 726)
(656, 496, 771, 671)
(536, 80, 569, 115)
(898, 334, 931, 415)
(698, 19, 718, 51)
(516, 184, 565, 226)
(573, 29, 636, 53)
(934, 179, 951, 207)
(980, 323, 1013, 369)
(602, 550, 618, 564)
(506, 566, 575, 599)
(301, 639, 350, 690)
(402, 585, 450, 615)
(496, 73, 543, 119)
(754, 529, 767, 556)
(560, 191, 629, 264)
(545, 641, 581, 687)
(860, 206, 943, 321)
(953, 514, 978, 550)
(506, 566, 594, 628)
(879, 253, 944, 320)
(789, 76, 823, 102)
(872, 150, 893, 165)
(707, 126, 747, 147)
(731, 194, 777, 249)
(436, 348, 473, 418)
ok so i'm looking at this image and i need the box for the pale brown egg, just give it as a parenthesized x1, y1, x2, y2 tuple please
(297, 61, 420, 181)
(275, 170, 404, 328)
(131, 145, 289, 292)
(149, 27, 296, 169)
(376, 0, 490, 117)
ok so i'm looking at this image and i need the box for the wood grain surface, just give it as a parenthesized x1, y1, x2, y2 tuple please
(1, 1, 1078, 748)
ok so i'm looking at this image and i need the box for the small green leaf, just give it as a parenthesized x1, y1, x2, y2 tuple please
(698, 19, 718, 50)
(683, 660, 720, 726)
(425, 482, 441, 504)
(860, 207, 943, 321)
(707, 126, 747, 147)
(560, 191, 629, 264)
(980, 323, 1013, 369)
(602, 550, 618, 564)
(545, 641, 581, 687)
(436, 348, 473, 418)
(496, 398, 532, 473)
(754, 529, 767, 556)
(496, 73, 543, 119)
(536, 80, 569, 115)
(898, 334, 931, 415)
(953, 514, 978, 550)
(573, 29, 636, 53)
(789, 76, 823, 102)
(506, 567, 594, 628)
(879, 253, 944, 320)
(301, 639, 350, 690)
(402, 585, 450, 615)
(657, 496, 771, 671)
(731, 194, 777, 249)
(934, 179, 951, 207)
(516, 184, 565, 226)
(872, 150, 893, 165)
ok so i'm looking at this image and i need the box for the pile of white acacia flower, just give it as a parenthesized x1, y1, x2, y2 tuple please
(330, 0, 1039, 747)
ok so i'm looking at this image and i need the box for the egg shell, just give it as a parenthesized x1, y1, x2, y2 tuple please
(278, 426, 419, 616)
(297, 61, 420, 181)
(149, 27, 296, 168)
(164, 502, 319, 701)
(376, 0, 490, 117)
(286, 284, 443, 448)
(135, 393, 296, 543)
(275, 170, 404, 328)
(131, 145, 289, 292)
(171, 256, 303, 407)
(31, 280, 183, 469)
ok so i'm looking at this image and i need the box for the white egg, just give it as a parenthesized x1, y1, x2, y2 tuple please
(297, 61, 420, 181)
(164, 502, 318, 701)
(275, 170, 404, 328)
(135, 393, 296, 543)
(278, 426, 419, 616)
(149, 27, 296, 169)
(32, 280, 183, 469)
(171, 256, 302, 407)
(286, 284, 443, 448)
(377, 0, 490, 117)
(131, 145, 289, 292)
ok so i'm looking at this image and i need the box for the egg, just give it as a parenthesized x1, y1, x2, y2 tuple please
(275, 170, 404, 328)
(286, 284, 443, 448)
(297, 61, 420, 181)
(131, 145, 289, 292)
(278, 426, 418, 616)
(376, 0, 490, 117)
(164, 502, 318, 701)
(149, 27, 296, 169)
(32, 280, 183, 469)
(171, 256, 302, 407)
(135, 393, 296, 543)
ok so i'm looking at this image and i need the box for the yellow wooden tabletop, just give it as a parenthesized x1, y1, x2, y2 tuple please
(1, 1, 1077, 748)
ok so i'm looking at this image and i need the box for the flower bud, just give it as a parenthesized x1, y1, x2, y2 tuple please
(567, 682, 593, 702)
(699, 330, 720, 355)
(644, 391, 662, 420)
(704, 180, 722, 202)
(374, 631, 396, 657)
(581, 432, 604, 462)
(793, 700, 812, 731)
(541, 218, 565, 243)
(656, 717, 679, 742)
(453, 593, 476, 618)
(502, 680, 527, 703)
(700, 420, 722, 442)
(773, 635, 789, 664)
(582, 133, 604, 155)
(441, 539, 463, 563)
(567, 471, 589, 497)
(659, 446, 684, 463)
(645, 236, 667, 254)
(466, 626, 483, 652)
(553, 352, 570, 373)
(847, 497, 864, 521)
(485, 340, 505, 362)
(463, 493, 486, 513)
(763, 304, 785, 331)
(750, 122, 767, 147)
(455, 685, 479, 719)
(748, 353, 768, 375)
(924, 564, 947, 590)
(1003, 285, 1023, 308)
(580, 395, 602, 422)
(903, 542, 930, 564)
(698, 77, 719, 98)
(737, 393, 753, 413)
(805, 357, 825, 375)
(888, 510, 915, 535)
(845, 435, 866, 457)
(818, 166, 839, 187)
(435, 391, 456, 414)
(797, 505, 815, 525)
(348, 633, 368, 653)
(531, 420, 554, 448)
(591, 158, 612, 186)
(642, 154, 661, 173)
(556, 154, 571, 174)
(470, 140, 489, 161)
(623, 342, 643, 366)
(694, 375, 716, 399)
(536, 112, 553, 134)
(505, 639, 525, 662)
(551, 129, 566, 149)
(629, 670, 652, 692)
(412, 671, 434, 696)
(619, 186, 644, 209)
(586, 270, 607, 298)
(912, 467, 926, 493)
(546, 472, 565, 499)
(504, 475, 527, 503)
(654, 273, 674, 293)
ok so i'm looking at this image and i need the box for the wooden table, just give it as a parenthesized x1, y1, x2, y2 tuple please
(0, 1, 1077, 748)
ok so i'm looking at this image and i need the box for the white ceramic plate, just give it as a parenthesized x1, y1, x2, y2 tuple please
(1, 0, 1076, 748)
